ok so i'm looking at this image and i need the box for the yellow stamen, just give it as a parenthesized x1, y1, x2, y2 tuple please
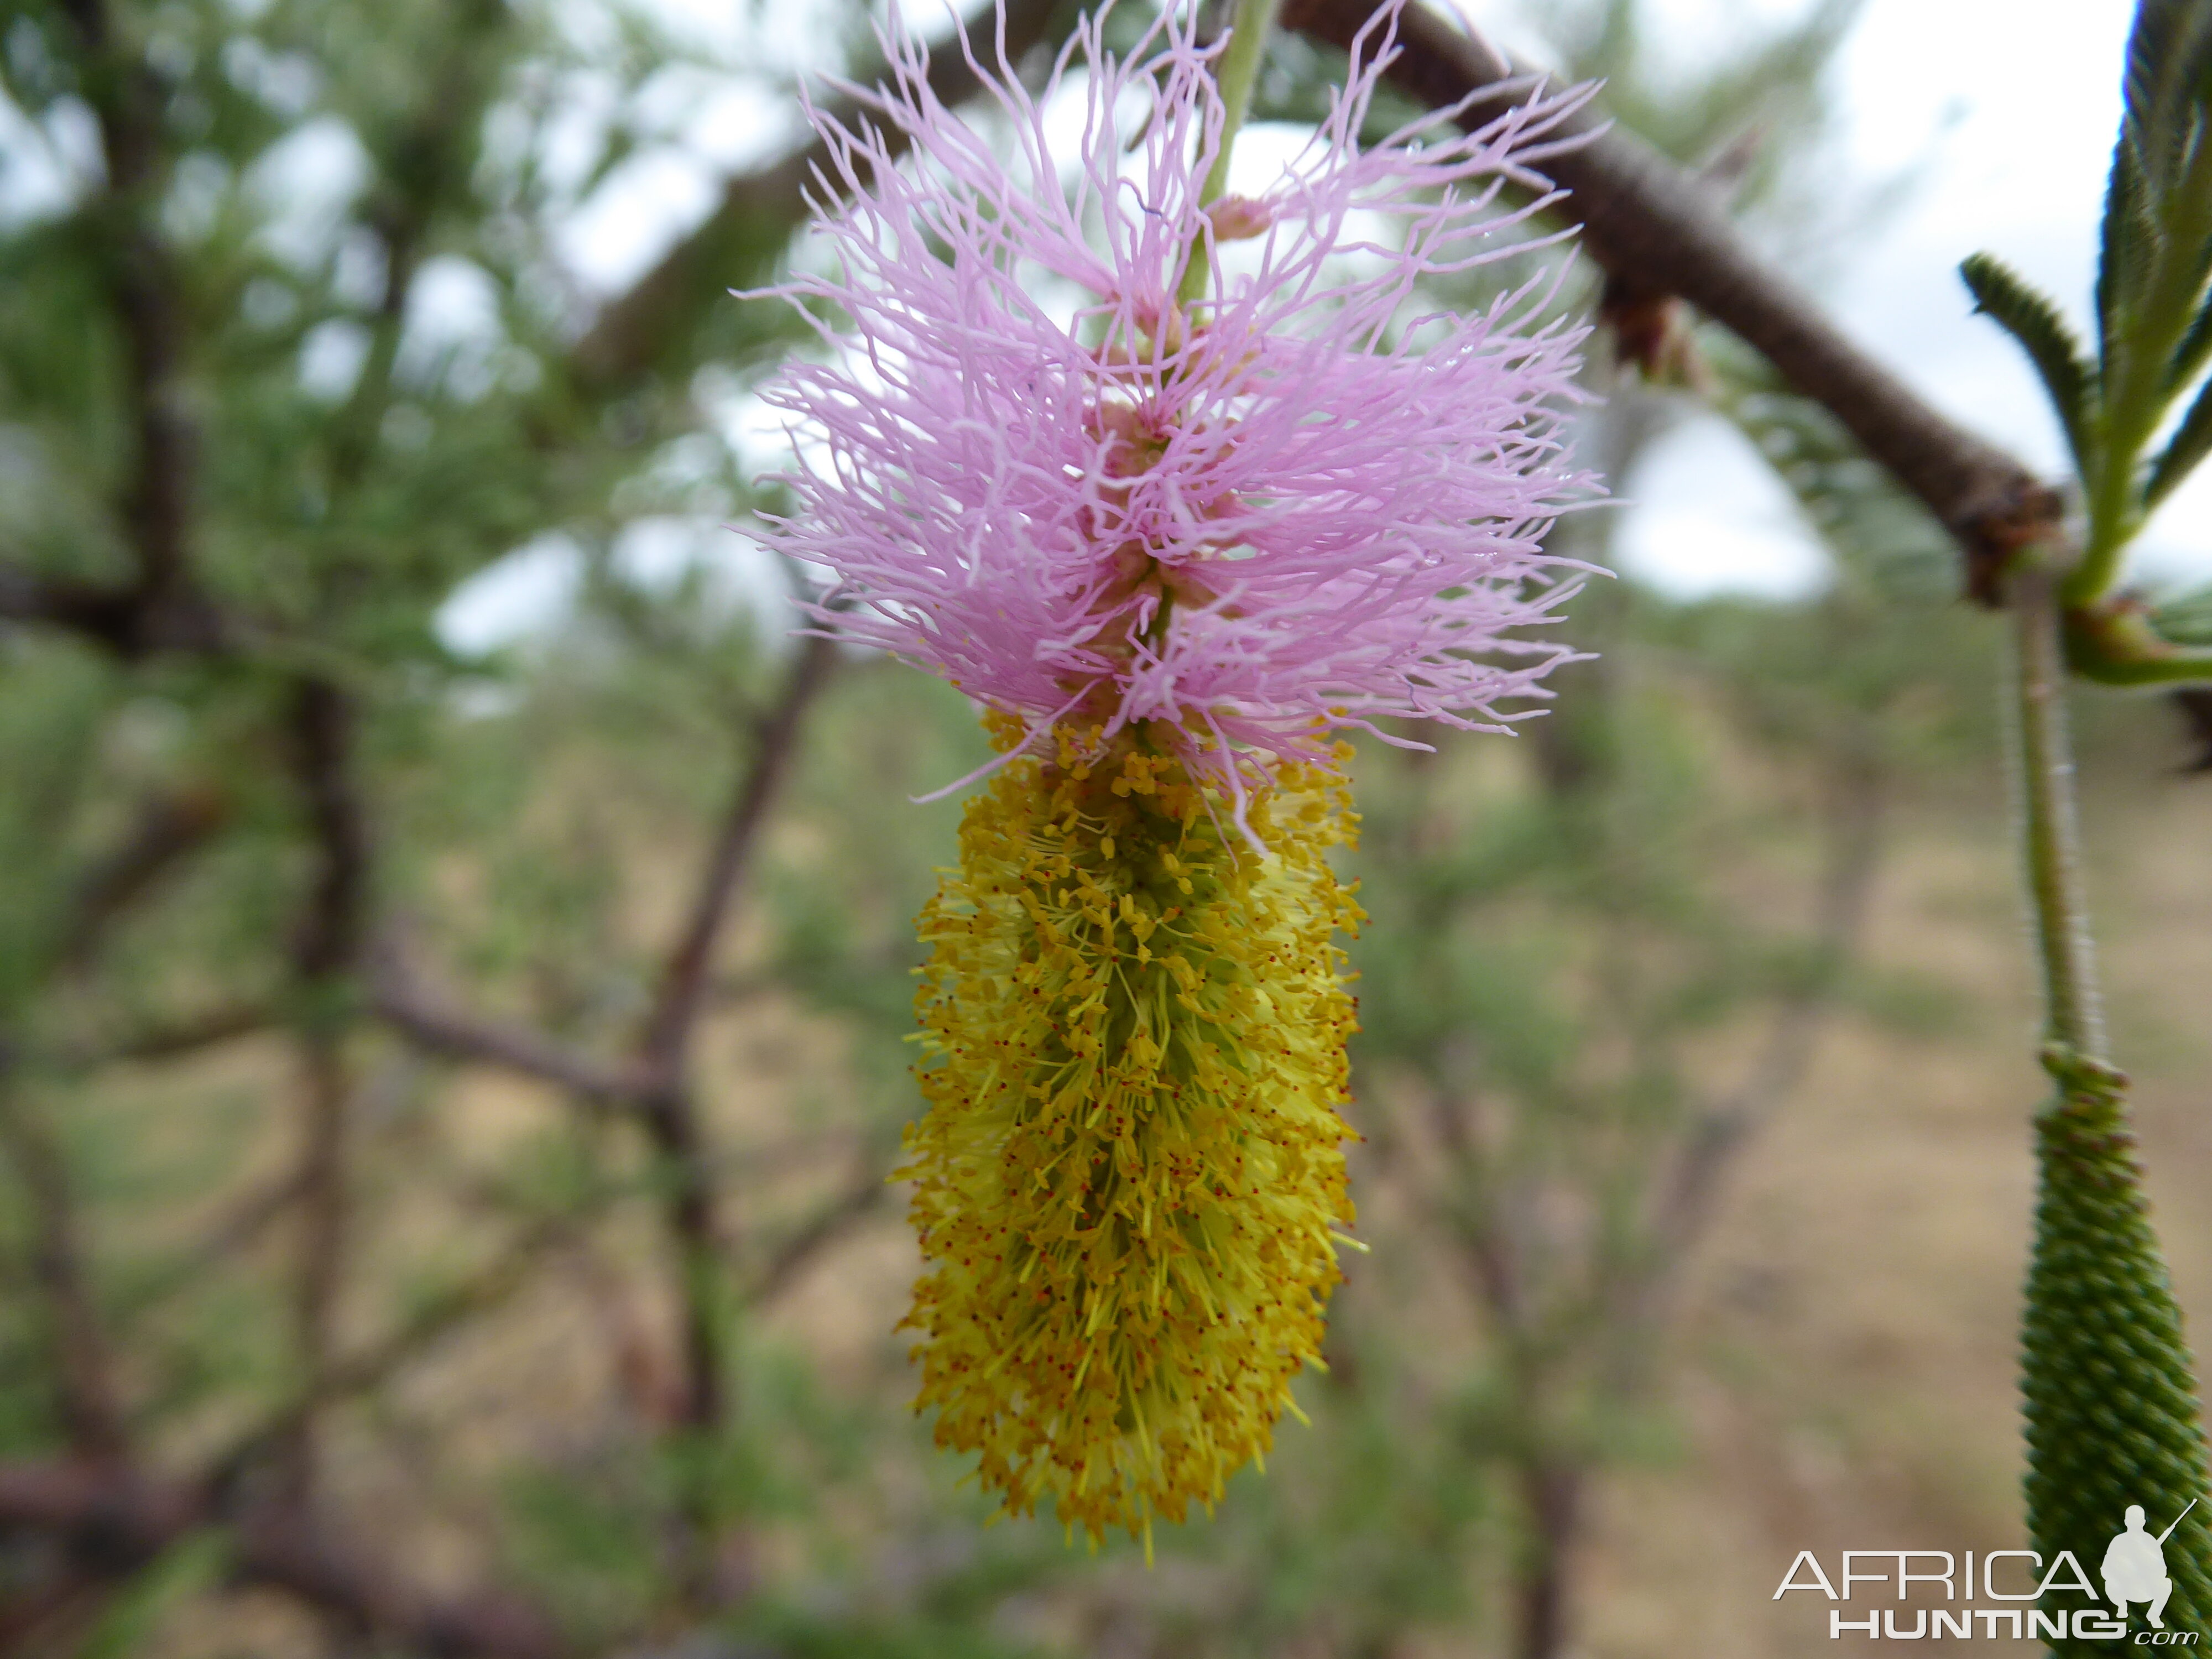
(896, 712, 1364, 1547)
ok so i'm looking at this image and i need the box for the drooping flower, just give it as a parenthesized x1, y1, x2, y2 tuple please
(750, 0, 1599, 1548)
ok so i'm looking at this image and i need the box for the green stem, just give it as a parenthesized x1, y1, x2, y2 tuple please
(2072, 455, 2138, 610)
(2011, 563, 2105, 1062)
(1176, 0, 1281, 310)
(2011, 563, 2212, 1656)
(2071, 140, 2212, 605)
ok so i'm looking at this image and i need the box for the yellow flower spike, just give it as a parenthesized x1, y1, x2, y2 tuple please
(896, 713, 1364, 1547)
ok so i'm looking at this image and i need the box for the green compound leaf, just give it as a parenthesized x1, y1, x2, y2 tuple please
(1961, 252, 2098, 476)
(2146, 368, 2212, 507)
(2107, 0, 2212, 389)
(2101, 133, 2159, 368)
(2151, 582, 2212, 645)
(2166, 289, 2212, 398)
(2120, 0, 2212, 195)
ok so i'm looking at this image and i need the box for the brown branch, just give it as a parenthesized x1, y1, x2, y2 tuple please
(623, 632, 838, 1446)
(288, 681, 372, 985)
(1642, 757, 1885, 1273)
(0, 1564, 107, 1652)
(88, 1001, 275, 1066)
(0, 560, 232, 657)
(120, 1166, 310, 1316)
(279, 679, 374, 1506)
(368, 932, 656, 1104)
(2176, 687, 2212, 771)
(53, 0, 228, 640)
(1512, 1459, 1586, 1659)
(1424, 1068, 1527, 1332)
(635, 632, 839, 1081)
(1420, 1071, 1587, 1659)
(218, 1212, 584, 1477)
(568, 0, 1069, 389)
(362, 635, 842, 1116)
(0, 1088, 131, 1460)
(55, 782, 227, 974)
(0, 1458, 567, 1659)
(744, 1165, 889, 1308)
(1280, 0, 2064, 602)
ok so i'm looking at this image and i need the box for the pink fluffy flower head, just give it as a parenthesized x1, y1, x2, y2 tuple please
(752, 0, 1600, 806)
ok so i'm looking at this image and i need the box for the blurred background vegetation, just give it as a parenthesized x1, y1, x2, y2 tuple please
(1, 0, 2208, 1655)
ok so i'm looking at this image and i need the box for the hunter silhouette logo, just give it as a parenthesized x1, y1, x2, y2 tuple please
(1773, 1501, 2206, 1641)
(2105, 1501, 2196, 1630)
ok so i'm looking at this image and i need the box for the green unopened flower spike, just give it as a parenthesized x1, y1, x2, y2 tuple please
(2022, 1049, 2212, 1653)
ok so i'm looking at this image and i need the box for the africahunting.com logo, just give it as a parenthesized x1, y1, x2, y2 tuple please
(1775, 1501, 2202, 1643)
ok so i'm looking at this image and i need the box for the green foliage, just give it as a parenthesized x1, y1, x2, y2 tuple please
(2152, 582, 2212, 645)
(1967, 0, 2212, 633)
(2146, 368, 2212, 507)
(2116, 0, 2212, 219)
(72, 1530, 236, 1659)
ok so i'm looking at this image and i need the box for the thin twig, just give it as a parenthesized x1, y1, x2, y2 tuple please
(79, 1001, 275, 1067)
(0, 1085, 131, 1459)
(369, 931, 656, 1104)
(54, 784, 227, 975)
(744, 1165, 890, 1308)
(118, 1167, 311, 1317)
(634, 632, 840, 1084)
(368, 633, 839, 1117)
(279, 679, 373, 1505)
(0, 1458, 568, 1659)
(1642, 754, 1886, 1269)
(625, 632, 838, 1438)
(568, 0, 1070, 388)
(218, 1211, 586, 1476)
(2178, 688, 2212, 771)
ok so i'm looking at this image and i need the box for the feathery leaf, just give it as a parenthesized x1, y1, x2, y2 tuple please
(2145, 366, 2212, 505)
(1961, 253, 2098, 477)
(2165, 288, 2212, 395)
(2099, 138, 2156, 363)
(2151, 582, 2212, 645)
(2121, 0, 2212, 192)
